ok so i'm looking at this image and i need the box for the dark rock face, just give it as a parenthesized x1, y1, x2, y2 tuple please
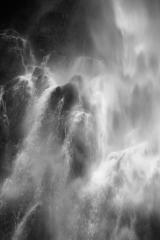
(32, 67, 49, 96)
(5, 80, 31, 143)
(0, 30, 34, 86)
(50, 82, 79, 113)
(41, 75, 95, 179)
(0, 75, 33, 182)
(40, 80, 80, 143)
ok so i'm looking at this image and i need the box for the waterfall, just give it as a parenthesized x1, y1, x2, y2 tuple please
(1, 2, 160, 239)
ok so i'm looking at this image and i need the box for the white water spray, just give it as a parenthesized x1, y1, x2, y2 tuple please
(1, 1, 160, 240)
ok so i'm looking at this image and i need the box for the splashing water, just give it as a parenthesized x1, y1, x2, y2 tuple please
(1, 1, 160, 240)
(1, 57, 160, 240)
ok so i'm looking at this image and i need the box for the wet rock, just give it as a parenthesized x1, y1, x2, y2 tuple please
(32, 67, 49, 96)
(4, 78, 31, 144)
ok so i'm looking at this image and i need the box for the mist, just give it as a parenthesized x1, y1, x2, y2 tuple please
(0, 0, 160, 240)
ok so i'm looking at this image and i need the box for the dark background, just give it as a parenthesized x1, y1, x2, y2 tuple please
(0, 0, 97, 84)
(0, 0, 94, 58)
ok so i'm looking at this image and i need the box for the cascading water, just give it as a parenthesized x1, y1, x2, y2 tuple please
(1, 1, 160, 240)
